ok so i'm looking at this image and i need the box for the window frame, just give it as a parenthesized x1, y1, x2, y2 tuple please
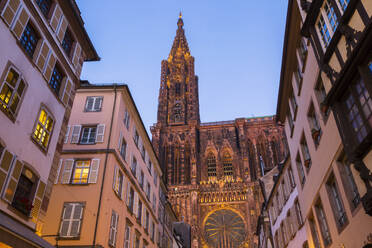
(32, 106, 55, 151)
(326, 175, 348, 231)
(59, 202, 84, 238)
(0, 65, 27, 120)
(20, 22, 40, 59)
(71, 160, 91, 184)
(84, 96, 103, 112)
(79, 126, 97, 145)
(49, 63, 64, 95)
(36, 0, 53, 18)
(61, 28, 74, 57)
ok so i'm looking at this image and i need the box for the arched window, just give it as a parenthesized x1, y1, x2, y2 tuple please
(207, 153, 217, 178)
(223, 152, 233, 176)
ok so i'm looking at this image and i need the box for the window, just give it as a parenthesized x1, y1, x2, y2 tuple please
(152, 194, 156, 210)
(145, 210, 149, 232)
(175, 83, 181, 96)
(337, 154, 360, 209)
(309, 217, 321, 248)
(298, 38, 308, 67)
(147, 160, 152, 175)
(146, 182, 151, 200)
(223, 152, 233, 176)
(72, 160, 90, 184)
(296, 153, 306, 186)
(324, 0, 338, 32)
(62, 29, 74, 56)
(131, 157, 137, 177)
(49, 65, 63, 95)
(80, 126, 96, 144)
(120, 138, 127, 161)
(113, 168, 124, 198)
(139, 170, 144, 189)
(289, 92, 298, 118)
(308, 103, 322, 146)
(33, 108, 54, 150)
(20, 23, 39, 58)
(154, 171, 158, 186)
(301, 136, 311, 170)
(207, 153, 217, 178)
(315, 76, 330, 118)
(151, 221, 155, 240)
(109, 210, 119, 247)
(135, 236, 140, 248)
(288, 166, 296, 188)
(133, 128, 139, 147)
(141, 145, 146, 160)
(287, 112, 294, 135)
(317, 15, 331, 48)
(294, 66, 303, 93)
(124, 224, 131, 248)
(337, 0, 350, 11)
(127, 186, 134, 213)
(0, 67, 26, 119)
(295, 200, 304, 226)
(326, 176, 348, 229)
(59, 202, 84, 237)
(137, 200, 143, 223)
(11, 167, 38, 216)
(124, 109, 130, 129)
(85, 96, 103, 112)
(344, 78, 372, 144)
(315, 202, 332, 246)
(36, 0, 52, 17)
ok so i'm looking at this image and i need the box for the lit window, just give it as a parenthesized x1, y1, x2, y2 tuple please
(72, 160, 90, 184)
(207, 153, 217, 178)
(62, 29, 74, 56)
(33, 108, 54, 150)
(85, 96, 103, 112)
(49, 65, 63, 95)
(20, 23, 39, 58)
(80, 126, 96, 144)
(36, 0, 52, 18)
(0, 67, 26, 118)
(59, 202, 84, 237)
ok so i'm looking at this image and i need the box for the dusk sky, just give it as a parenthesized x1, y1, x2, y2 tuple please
(76, 1, 288, 133)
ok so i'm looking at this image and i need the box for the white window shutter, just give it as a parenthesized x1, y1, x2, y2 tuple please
(64, 125, 70, 144)
(112, 166, 118, 192)
(1, 0, 22, 27)
(126, 182, 131, 206)
(133, 192, 138, 216)
(120, 175, 126, 200)
(70, 204, 83, 237)
(61, 159, 74, 184)
(31, 180, 46, 223)
(88, 159, 100, 183)
(93, 97, 102, 111)
(85, 97, 94, 111)
(70, 125, 82, 143)
(55, 159, 63, 184)
(96, 124, 105, 143)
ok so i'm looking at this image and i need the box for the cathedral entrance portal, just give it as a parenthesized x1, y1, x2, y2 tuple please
(203, 208, 246, 248)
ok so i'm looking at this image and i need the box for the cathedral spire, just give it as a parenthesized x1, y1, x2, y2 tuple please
(168, 13, 190, 61)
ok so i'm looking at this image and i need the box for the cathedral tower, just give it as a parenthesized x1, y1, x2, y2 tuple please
(151, 15, 288, 248)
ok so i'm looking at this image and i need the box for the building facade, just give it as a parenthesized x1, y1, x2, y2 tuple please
(151, 16, 288, 248)
(0, 0, 98, 247)
(277, 0, 372, 247)
(43, 83, 163, 248)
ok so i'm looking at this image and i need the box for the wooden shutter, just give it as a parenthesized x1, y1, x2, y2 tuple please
(96, 124, 105, 143)
(49, 4, 62, 32)
(109, 211, 118, 246)
(112, 166, 118, 192)
(60, 77, 72, 106)
(64, 125, 70, 144)
(72, 43, 81, 68)
(35, 41, 50, 72)
(88, 159, 100, 183)
(3, 159, 23, 203)
(0, 150, 14, 194)
(54, 159, 63, 184)
(31, 180, 46, 223)
(70, 125, 81, 143)
(1, 0, 21, 27)
(124, 225, 130, 248)
(12, 7, 29, 39)
(70, 203, 83, 237)
(43, 52, 56, 82)
(61, 159, 74, 184)
(56, 16, 67, 42)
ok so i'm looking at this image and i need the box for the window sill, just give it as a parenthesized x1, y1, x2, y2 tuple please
(83, 109, 102, 113)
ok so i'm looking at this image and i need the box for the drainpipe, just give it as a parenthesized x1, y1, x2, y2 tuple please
(92, 84, 117, 247)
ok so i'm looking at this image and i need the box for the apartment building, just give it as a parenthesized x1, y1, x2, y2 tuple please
(277, 0, 372, 247)
(42, 83, 162, 248)
(0, 0, 98, 247)
(265, 158, 307, 248)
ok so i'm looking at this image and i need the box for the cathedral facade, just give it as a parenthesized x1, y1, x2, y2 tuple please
(151, 16, 287, 248)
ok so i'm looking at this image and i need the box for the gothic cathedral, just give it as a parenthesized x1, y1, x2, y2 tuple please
(151, 15, 287, 248)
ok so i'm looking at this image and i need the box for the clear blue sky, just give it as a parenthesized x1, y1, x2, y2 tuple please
(76, 1, 288, 132)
